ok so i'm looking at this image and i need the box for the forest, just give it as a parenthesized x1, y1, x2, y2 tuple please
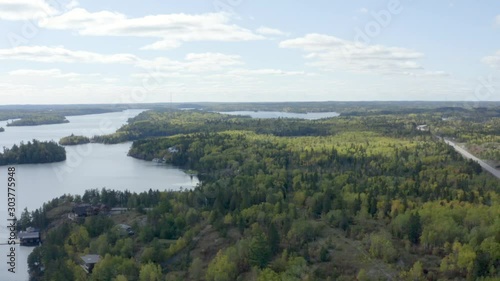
(0, 140, 66, 165)
(0, 127, 4, 132)
(24, 107, 500, 281)
(60, 134, 91, 146)
(7, 114, 69, 126)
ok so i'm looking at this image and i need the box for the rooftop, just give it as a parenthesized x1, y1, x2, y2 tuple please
(18, 232, 40, 239)
(80, 254, 101, 264)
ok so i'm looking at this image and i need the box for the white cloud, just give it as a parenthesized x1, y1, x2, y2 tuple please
(6, 68, 115, 84)
(8, 68, 81, 79)
(40, 9, 264, 50)
(402, 71, 450, 77)
(482, 50, 500, 68)
(0, 0, 58, 21)
(65, 0, 79, 10)
(0, 46, 140, 64)
(496, 15, 500, 26)
(39, 8, 125, 30)
(280, 33, 429, 74)
(256, 26, 289, 36)
(137, 52, 244, 73)
(0, 46, 249, 76)
(227, 69, 308, 76)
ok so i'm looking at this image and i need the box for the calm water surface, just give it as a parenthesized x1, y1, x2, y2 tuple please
(0, 109, 198, 281)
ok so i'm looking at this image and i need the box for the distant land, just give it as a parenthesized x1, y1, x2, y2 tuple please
(7, 114, 69, 126)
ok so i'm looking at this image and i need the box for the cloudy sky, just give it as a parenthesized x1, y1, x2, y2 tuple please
(0, 0, 499, 104)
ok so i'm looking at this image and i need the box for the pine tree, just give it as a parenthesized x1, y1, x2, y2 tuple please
(248, 232, 271, 268)
(408, 212, 422, 245)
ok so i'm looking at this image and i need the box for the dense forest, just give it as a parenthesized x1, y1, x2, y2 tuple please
(0, 140, 66, 165)
(7, 114, 69, 126)
(25, 107, 500, 281)
(60, 134, 91, 146)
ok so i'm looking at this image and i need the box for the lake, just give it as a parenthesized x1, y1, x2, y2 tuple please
(219, 111, 340, 120)
(0, 109, 199, 281)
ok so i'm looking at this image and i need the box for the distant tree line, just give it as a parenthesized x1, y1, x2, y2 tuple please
(7, 114, 69, 126)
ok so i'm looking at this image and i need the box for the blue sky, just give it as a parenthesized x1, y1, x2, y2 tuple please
(0, 0, 499, 104)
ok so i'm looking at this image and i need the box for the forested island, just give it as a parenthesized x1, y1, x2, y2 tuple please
(0, 140, 66, 165)
(24, 105, 500, 281)
(7, 114, 69, 126)
(59, 134, 91, 146)
(0, 127, 4, 132)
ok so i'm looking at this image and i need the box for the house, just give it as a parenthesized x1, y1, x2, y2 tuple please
(72, 203, 103, 218)
(72, 204, 91, 217)
(18, 228, 41, 246)
(416, 125, 429, 131)
(80, 255, 101, 274)
(168, 146, 179, 153)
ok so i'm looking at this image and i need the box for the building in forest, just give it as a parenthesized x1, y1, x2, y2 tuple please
(80, 254, 101, 274)
(18, 227, 41, 246)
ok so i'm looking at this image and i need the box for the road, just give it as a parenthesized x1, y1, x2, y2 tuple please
(443, 139, 500, 180)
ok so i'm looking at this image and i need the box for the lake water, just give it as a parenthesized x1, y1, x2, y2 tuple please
(0, 109, 199, 281)
(219, 111, 340, 120)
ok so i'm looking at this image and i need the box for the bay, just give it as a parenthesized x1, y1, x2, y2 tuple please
(0, 109, 198, 281)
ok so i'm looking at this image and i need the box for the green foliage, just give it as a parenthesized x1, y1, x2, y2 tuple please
(258, 268, 281, 281)
(400, 261, 426, 281)
(319, 245, 330, 262)
(205, 250, 238, 281)
(0, 139, 66, 165)
(59, 134, 91, 145)
(188, 257, 203, 280)
(7, 114, 69, 126)
(139, 263, 163, 281)
(369, 231, 397, 263)
(248, 231, 272, 268)
(25, 105, 500, 280)
(357, 269, 369, 281)
(90, 254, 139, 281)
(408, 212, 422, 245)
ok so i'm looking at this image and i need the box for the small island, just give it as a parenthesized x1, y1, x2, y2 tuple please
(0, 127, 4, 132)
(59, 134, 91, 146)
(0, 140, 66, 165)
(7, 114, 69, 127)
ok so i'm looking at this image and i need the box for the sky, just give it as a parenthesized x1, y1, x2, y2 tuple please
(0, 0, 499, 104)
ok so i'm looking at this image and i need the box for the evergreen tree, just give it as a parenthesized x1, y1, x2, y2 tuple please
(408, 212, 422, 245)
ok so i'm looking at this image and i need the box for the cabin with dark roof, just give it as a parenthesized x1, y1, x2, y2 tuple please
(73, 204, 91, 217)
(18, 229, 41, 246)
(72, 203, 105, 218)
